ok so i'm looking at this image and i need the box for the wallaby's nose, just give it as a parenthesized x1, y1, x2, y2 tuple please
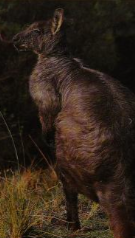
(12, 35, 20, 44)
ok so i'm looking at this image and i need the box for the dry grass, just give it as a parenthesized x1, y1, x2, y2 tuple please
(0, 168, 60, 238)
(0, 167, 113, 238)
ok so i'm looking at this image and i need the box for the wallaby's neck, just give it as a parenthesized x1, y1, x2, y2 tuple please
(41, 34, 69, 58)
(37, 52, 80, 85)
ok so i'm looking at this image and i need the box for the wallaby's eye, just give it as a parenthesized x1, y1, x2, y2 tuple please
(33, 29, 41, 34)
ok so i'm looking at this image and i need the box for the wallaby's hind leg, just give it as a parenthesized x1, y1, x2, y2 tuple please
(63, 186, 80, 231)
(108, 206, 134, 238)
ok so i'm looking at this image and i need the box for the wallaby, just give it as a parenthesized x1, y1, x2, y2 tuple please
(13, 9, 135, 238)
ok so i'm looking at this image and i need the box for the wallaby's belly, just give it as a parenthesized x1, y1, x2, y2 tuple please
(55, 111, 119, 200)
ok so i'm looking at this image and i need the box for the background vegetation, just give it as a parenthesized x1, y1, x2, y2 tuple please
(0, 0, 135, 169)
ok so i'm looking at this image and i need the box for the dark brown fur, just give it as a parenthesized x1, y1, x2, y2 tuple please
(13, 9, 135, 238)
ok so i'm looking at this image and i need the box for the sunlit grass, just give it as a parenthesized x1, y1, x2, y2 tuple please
(0, 168, 60, 238)
(0, 167, 113, 238)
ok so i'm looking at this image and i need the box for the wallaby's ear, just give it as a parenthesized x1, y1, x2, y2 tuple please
(51, 8, 64, 35)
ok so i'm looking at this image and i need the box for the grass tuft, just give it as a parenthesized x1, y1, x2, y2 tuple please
(0, 168, 60, 238)
(0, 168, 113, 238)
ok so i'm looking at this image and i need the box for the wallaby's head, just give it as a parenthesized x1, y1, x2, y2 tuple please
(12, 9, 65, 55)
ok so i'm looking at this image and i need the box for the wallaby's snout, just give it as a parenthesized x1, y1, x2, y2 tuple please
(12, 32, 26, 51)
(12, 33, 21, 48)
(12, 34, 20, 44)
